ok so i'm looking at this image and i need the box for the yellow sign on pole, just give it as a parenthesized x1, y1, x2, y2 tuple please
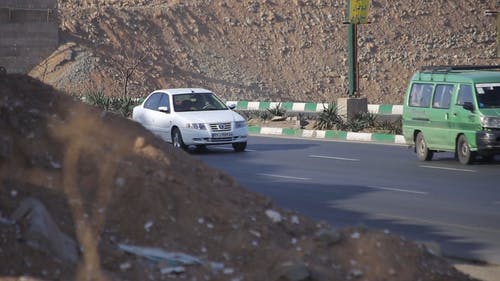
(348, 0, 371, 24)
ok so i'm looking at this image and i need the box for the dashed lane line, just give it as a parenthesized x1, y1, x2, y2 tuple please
(309, 154, 360, 161)
(367, 185, 428, 195)
(256, 173, 311, 181)
(419, 165, 476, 173)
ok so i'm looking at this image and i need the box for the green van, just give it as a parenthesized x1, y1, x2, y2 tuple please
(402, 65, 500, 164)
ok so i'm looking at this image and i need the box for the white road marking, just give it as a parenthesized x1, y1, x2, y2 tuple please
(419, 165, 476, 173)
(367, 185, 428, 195)
(375, 213, 500, 235)
(309, 155, 360, 161)
(214, 147, 256, 152)
(257, 173, 311, 181)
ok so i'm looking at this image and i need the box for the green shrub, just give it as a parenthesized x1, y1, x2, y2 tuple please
(83, 90, 138, 118)
(267, 102, 286, 117)
(259, 110, 272, 121)
(236, 110, 261, 121)
(375, 117, 402, 134)
(314, 103, 345, 130)
(345, 112, 378, 132)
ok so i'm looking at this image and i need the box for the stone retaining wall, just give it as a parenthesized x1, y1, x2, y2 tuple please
(0, 0, 58, 74)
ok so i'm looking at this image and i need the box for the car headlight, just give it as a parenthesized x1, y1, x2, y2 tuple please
(186, 123, 207, 130)
(235, 120, 247, 129)
(480, 116, 500, 128)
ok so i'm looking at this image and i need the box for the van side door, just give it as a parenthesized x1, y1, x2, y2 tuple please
(450, 84, 479, 144)
(405, 83, 434, 146)
(428, 84, 454, 149)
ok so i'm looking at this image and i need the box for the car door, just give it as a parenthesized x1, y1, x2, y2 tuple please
(153, 93, 174, 141)
(141, 93, 162, 133)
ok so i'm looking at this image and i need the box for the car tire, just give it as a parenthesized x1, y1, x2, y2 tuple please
(415, 132, 433, 161)
(457, 135, 475, 165)
(232, 142, 247, 152)
(172, 128, 188, 150)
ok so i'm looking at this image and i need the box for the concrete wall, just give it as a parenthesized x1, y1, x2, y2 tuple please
(0, 0, 58, 74)
(1, 0, 57, 10)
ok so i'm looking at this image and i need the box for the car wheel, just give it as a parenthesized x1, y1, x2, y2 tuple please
(457, 135, 475, 165)
(232, 142, 247, 152)
(415, 132, 433, 161)
(172, 128, 188, 150)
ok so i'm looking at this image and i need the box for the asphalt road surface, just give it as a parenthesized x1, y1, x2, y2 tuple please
(194, 135, 500, 265)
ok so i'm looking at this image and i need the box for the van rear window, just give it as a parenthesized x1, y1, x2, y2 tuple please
(409, 83, 433, 108)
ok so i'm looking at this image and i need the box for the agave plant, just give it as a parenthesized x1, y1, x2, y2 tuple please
(83, 90, 138, 117)
(376, 117, 402, 134)
(346, 112, 378, 132)
(314, 103, 345, 130)
(267, 102, 286, 117)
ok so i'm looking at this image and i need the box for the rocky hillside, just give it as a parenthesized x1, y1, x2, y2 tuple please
(30, 0, 498, 104)
(0, 72, 477, 281)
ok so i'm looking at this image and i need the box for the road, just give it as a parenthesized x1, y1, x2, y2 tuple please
(193, 135, 500, 265)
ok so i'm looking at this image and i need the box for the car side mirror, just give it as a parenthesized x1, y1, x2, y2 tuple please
(228, 104, 236, 110)
(158, 106, 170, 113)
(462, 102, 475, 112)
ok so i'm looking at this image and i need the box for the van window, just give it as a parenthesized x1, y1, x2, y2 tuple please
(433, 84, 454, 109)
(476, 83, 500, 108)
(409, 83, 433, 108)
(457, 84, 473, 106)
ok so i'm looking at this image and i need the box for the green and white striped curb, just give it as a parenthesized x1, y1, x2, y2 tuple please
(248, 126, 406, 144)
(227, 101, 403, 115)
(135, 97, 403, 115)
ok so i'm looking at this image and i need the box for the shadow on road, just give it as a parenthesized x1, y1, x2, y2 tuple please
(195, 147, 499, 265)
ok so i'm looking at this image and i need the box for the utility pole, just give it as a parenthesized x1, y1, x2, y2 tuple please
(346, 0, 371, 97)
(485, 0, 500, 57)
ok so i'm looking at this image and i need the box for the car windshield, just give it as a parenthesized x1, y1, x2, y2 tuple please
(475, 83, 500, 108)
(173, 92, 228, 112)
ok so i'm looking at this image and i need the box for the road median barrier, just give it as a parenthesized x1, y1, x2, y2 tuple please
(248, 125, 406, 145)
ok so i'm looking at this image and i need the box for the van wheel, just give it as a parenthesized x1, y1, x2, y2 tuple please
(416, 132, 433, 161)
(172, 128, 188, 150)
(457, 135, 475, 165)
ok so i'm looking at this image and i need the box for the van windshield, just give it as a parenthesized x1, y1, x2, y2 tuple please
(475, 83, 500, 108)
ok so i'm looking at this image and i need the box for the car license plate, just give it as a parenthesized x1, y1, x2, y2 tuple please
(212, 132, 233, 138)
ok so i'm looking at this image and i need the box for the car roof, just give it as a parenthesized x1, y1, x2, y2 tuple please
(412, 71, 500, 84)
(153, 88, 212, 95)
(412, 65, 500, 84)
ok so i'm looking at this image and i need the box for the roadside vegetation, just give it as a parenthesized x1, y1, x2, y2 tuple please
(238, 102, 403, 135)
(80, 94, 402, 135)
(78, 90, 139, 118)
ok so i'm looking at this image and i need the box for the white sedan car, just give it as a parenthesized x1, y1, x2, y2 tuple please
(132, 88, 248, 151)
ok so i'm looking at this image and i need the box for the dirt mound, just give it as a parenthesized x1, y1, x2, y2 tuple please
(0, 74, 476, 280)
(29, 0, 497, 104)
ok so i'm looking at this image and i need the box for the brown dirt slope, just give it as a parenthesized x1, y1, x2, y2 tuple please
(29, 0, 498, 104)
(0, 74, 478, 280)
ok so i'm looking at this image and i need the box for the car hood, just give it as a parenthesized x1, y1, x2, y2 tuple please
(177, 110, 245, 123)
(479, 108, 500, 116)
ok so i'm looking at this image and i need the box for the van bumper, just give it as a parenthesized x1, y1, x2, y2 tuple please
(476, 131, 500, 153)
